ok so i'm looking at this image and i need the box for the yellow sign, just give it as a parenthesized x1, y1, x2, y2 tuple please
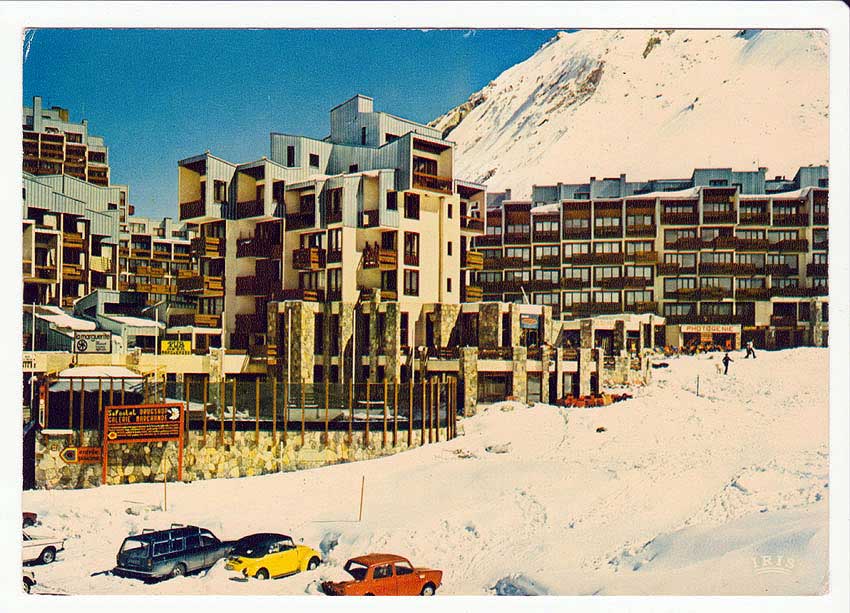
(160, 340, 192, 355)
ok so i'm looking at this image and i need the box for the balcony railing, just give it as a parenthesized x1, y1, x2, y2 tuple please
(711, 236, 738, 250)
(665, 313, 747, 325)
(735, 239, 770, 251)
(533, 255, 560, 267)
(234, 313, 267, 333)
(325, 208, 343, 225)
(191, 236, 225, 258)
(770, 315, 799, 327)
(236, 275, 280, 296)
(363, 246, 397, 270)
(286, 212, 316, 231)
(168, 313, 221, 328)
(698, 262, 738, 275)
(625, 301, 659, 314)
(179, 199, 206, 220)
(63, 232, 84, 249)
(89, 256, 112, 273)
(281, 288, 324, 302)
(475, 235, 503, 247)
(597, 276, 652, 289)
(464, 285, 483, 302)
(735, 287, 770, 300)
(813, 212, 828, 225)
(236, 236, 280, 259)
(765, 264, 798, 276)
(568, 302, 623, 316)
(698, 286, 734, 299)
(177, 274, 224, 295)
(630, 250, 659, 264)
(62, 263, 83, 281)
(413, 172, 452, 194)
(771, 239, 809, 253)
(656, 263, 680, 275)
(236, 200, 264, 219)
(462, 251, 484, 270)
(702, 210, 737, 224)
(666, 237, 708, 251)
(568, 252, 625, 265)
(484, 256, 526, 270)
(560, 277, 590, 289)
(625, 224, 657, 238)
(562, 227, 592, 240)
(770, 285, 827, 298)
(327, 249, 342, 264)
(404, 252, 420, 267)
(594, 226, 624, 239)
(360, 209, 379, 228)
(737, 211, 769, 225)
(460, 216, 485, 233)
(292, 247, 327, 270)
(503, 232, 530, 245)
(661, 212, 699, 225)
(772, 213, 809, 227)
(532, 229, 560, 243)
(806, 263, 828, 276)
(478, 348, 514, 360)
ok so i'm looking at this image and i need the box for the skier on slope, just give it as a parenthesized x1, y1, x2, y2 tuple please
(722, 352, 733, 375)
(745, 340, 757, 359)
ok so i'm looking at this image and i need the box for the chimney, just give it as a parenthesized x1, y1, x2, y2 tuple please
(505, 188, 511, 199)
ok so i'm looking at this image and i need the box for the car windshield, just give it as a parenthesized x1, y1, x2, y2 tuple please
(232, 539, 269, 557)
(344, 560, 369, 581)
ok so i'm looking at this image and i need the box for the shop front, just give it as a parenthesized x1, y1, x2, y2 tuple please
(670, 324, 741, 351)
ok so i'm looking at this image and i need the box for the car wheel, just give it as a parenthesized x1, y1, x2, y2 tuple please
(38, 547, 55, 565)
(307, 557, 320, 571)
(255, 568, 269, 580)
(420, 583, 436, 596)
(364, 593, 374, 596)
(23, 579, 33, 593)
(170, 563, 187, 579)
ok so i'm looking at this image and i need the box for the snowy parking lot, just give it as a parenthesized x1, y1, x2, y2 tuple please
(22, 347, 829, 595)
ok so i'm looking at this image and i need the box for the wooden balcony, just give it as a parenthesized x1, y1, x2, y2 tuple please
(169, 313, 222, 328)
(325, 208, 343, 225)
(533, 254, 560, 267)
(770, 315, 799, 327)
(568, 302, 623, 316)
(26, 264, 58, 283)
(412, 172, 452, 194)
(698, 262, 738, 275)
(484, 256, 526, 270)
(464, 285, 483, 302)
(735, 239, 770, 251)
(702, 210, 737, 224)
(363, 246, 397, 270)
(772, 213, 809, 227)
(234, 313, 267, 333)
(152, 249, 171, 260)
(179, 199, 206, 220)
(404, 252, 420, 267)
(360, 209, 379, 228)
(765, 264, 798, 276)
(292, 247, 327, 270)
(532, 229, 560, 243)
(560, 277, 590, 289)
(281, 288, 324, 302)
(286, 212, 316, 231)
(462, 250, 484, 270)
(710, 236, 738, 250)
(593, 226, 624, 239)
(666, 237, 708, 251)
(598, 276, 652, 289)
(89, 256, 112, 273)
(630, 250, 659, 264)
(735, 287, 770, 300)
(627, 301, 659, 314)
(191, 236, 225, 258)
(236, 200, 264, 219)
(666, 313, 747, 325)
(503, 232, 530, 245)
(664, 287, 701, 300)
(177, 274, 224, 296)
(61, 295, 78, 308)
(813, 212, 828, 225)
(236, 275, 280, 296)
(730, 263, 764, 275)
(771, 285, 827, 298)
(806, 263, 828, 276)
(562, 227, 592, 240)
(460, 216, 485, 233)
(327, 249, 342, 264)
(236, 236, 281, 259)
(625, 224, 657, 238)
(698, 286, 734, 300)
(62, 263, 83, 281)
(524, 279, 559, 292)
(812, 239, 828, 251)
(739, 212, 769, 225)
(474, 234, 503, 247)
(62, 232, 84, 249)
(771, 239, 809, 253)
(661, 212, 699, 225)
(568, 252, 625, 265)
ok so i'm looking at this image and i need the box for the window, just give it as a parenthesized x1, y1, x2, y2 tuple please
(625, 265, 653, 279)
(327, 268, 341, 292)
(505, 247, 530, 263)
(534, 219, 559, 233)
(563, 243, 590, 258)
(214, 180, 227, 203)
(625, 290, 653, 305)
(400, 312, 409, 347)
(505, 223, 530, 235)
(535, 245, 559, 258)
(309, 153, 320, 168)
(534, 269, 558, 282)
(595, 266, 621, 281)
(626, 240, 654, 254)
(594, 241, 621, 254)
(395, 561, 414, 575)
(373, 565, 393, 580)
(286, 146, 295, 167)
(381, 270, 397, 292)
(349, 164, 359, 173)
(386, 191, 397, 210)
(700, 277, 732, 290)
(701, 252, 733, 264)
(534, 293, 559, 306)
(447, 278, 452, 293)
(563, 291, 591, 306)
(664, 303, 696, 317)
(709, 179, 728, 186)
(563, 216, 590, 229)
(563, 267, 590, 281)
(595, 216, 621, 227)
(361, 127, 367, 145)
(404, 270, 419, 296)
(404, 232, 420, 263)
(447, 241, 453, 256)
(594, 291, 620, 304)
(486, 223, 502, 236)
(413, 156, 438, 176)
(385, 133, 400, 144)
(404, 193, 420, 219)
(737, 277, 766, 289)
(448, 204, 453, 219)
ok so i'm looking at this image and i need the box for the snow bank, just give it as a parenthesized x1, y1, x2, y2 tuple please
(23, 348, 828, 595)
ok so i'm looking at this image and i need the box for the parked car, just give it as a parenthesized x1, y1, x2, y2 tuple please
(113, 524, 233, 581)
(322, 554, 442, 596)
(23, 512, 38, 528)
(224, 533, 321, 580)
(23, 570, 36, 593)
(22, 531, 65, 565)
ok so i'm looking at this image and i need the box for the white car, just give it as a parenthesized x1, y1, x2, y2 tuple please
(23, 531, 65, 565)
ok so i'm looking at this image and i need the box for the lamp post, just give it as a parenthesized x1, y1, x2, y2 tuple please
(142, 299, 166, 401)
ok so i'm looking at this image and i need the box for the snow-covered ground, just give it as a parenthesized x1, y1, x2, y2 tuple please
(22, 348, 828, 595)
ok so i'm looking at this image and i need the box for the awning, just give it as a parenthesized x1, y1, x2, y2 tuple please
(49, 366, 145, 393)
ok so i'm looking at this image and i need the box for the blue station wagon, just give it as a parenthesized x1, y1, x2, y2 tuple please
(114, 524, 233, 580)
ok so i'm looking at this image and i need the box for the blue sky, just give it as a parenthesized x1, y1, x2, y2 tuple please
(23, 28, 559, 219)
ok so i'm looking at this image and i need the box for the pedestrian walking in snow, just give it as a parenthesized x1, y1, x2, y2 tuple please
(745, 340, 757, 359)
(722, 352, 733, 375)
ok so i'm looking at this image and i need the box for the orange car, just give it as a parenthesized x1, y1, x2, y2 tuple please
(322, 554, 442, 596)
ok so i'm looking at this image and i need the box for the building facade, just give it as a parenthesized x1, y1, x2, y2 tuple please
(476, 166, 829, 350)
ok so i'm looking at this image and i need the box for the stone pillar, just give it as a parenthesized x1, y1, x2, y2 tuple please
(554, 348, 564, 400)
(266, 301, 281, 377)
(434, 303, 461, 347)
(459, 347, 479, 417)
(508, 304, 521, 347)
(578, 347, 593, 397)
(511, 346, 528, 402)
(339, 302, 355, 383)
(284, 302, 315, 383)
(207, 347, 225, 410)
(766, 326, 777, 350)
(580, 319, 594, 349)
(540, 345, 553, 404)
(383, 302, 401, 382)
(478, 303, 501, 349)
(613, 320, 625, 354)
(541, 305, 558, 346)
(368, 296, 381, 382)
(811, 299, 825, 347)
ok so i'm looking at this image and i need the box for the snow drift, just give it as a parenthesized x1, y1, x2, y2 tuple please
(431, 29, 828, 198)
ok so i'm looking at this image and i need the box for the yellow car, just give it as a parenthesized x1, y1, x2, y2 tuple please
(225, 533, 321, 580)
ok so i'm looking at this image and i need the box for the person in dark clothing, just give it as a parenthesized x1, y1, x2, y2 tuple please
(722, 352, 733, 374)
(745, 340, 757, 359)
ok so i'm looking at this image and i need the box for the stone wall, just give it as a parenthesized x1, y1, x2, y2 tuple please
(459, 347, 479, 417)
(478, 303, 501, 348)
(35, 426, 451, 490)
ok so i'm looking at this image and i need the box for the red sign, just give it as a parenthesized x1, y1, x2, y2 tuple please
(102, 403, 185, 484)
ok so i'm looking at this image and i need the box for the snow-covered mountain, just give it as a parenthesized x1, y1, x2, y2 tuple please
(432, 29, 828, 197)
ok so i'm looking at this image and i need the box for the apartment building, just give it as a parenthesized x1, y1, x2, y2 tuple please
(22, 97, 123, 213)
(117, 216, 194, 307)
(22, 173, 122, 309)
(174, 95, 487, 369)
(476, 166, 829, 350)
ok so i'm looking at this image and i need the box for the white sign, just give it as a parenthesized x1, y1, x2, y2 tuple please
(23, 352, 37, 371)
(680, 324, 740, 334)
(73, 331, 112, 354)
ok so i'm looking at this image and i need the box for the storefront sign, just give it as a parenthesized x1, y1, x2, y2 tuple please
(23, 352, 37, 371)
(60, 446, 102, 465)
(73, 331, 112, 354)
(520, 314, 540, 329)
(680, 324, 740, 334)
(160, 339, 192, 355)
(102, 403, 185, 483)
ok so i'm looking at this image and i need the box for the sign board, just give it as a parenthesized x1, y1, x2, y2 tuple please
(23, 352, 37, 371)
(520, 314, 540, 330)
(680, 324, 740, 334)
(160, 339, 192, 355)
(74, 331, 112, 354)
(60, 446, 102, 465)
(102, 403, 185, 484)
